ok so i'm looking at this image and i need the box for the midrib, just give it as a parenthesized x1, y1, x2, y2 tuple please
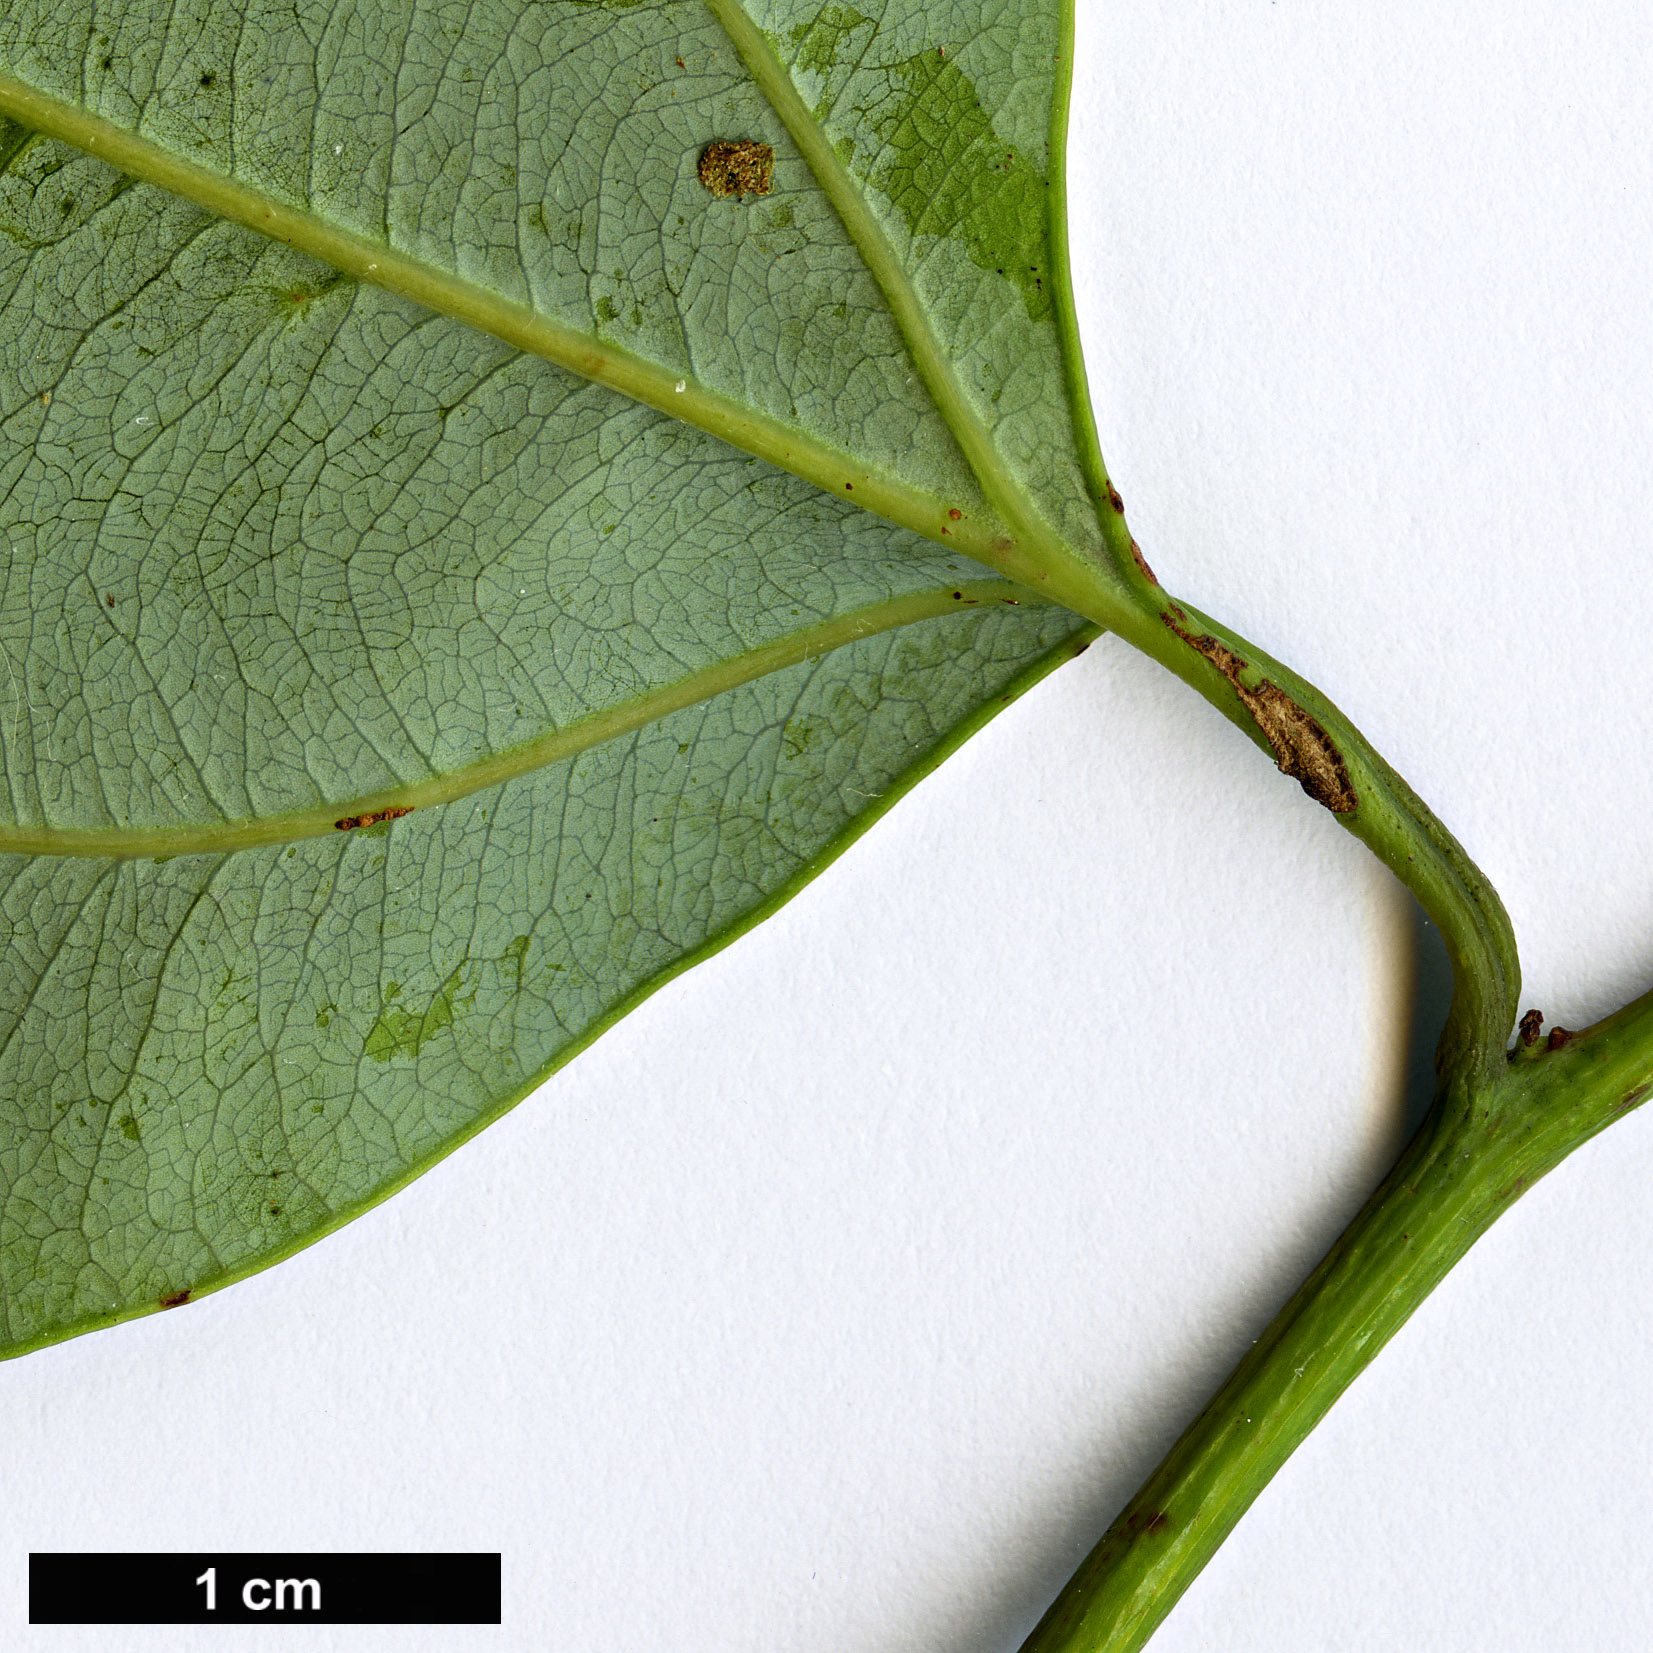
(0, 582, 1049, 859)
(0, 67, 1002, 566)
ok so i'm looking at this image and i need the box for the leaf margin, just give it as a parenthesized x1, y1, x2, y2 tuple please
(0, 613, 1097, 1364)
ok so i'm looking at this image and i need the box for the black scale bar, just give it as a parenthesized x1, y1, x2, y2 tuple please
(30, 1553, 500, 1624)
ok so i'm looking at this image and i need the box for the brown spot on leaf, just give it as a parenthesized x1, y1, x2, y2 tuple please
(1106, 484, 1125, 513)
(159, 1289, 191, 1309)
(1129, 539, 1159, 586)
(947, 508, 962, 520)
(1517, 1008, 1543, 1047)
(104, 594, 116, 607)
(697, 140, 774, 199)
(1546, 1026, 1573, 1051)
(334, 806, 413, 832)
(1161, 612, 1356, 813)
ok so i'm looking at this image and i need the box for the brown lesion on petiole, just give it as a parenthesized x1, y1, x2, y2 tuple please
(1161, 606, 1357, 815)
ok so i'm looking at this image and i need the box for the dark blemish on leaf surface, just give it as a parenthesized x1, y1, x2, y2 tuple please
(159, 1289, 191, 1309)
(334, 806, 412, 831)
(1547, 1025, 1574, 1051)
(1130, 539, 1159, 586)
(1162, 609, 1357, 814)
(697, 141, 774, 198)
(1517, 1008, 1544, 1047)
(1106, 484, 1125, 513)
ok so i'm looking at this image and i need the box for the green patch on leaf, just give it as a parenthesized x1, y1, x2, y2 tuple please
(876, 50, 1052, 324)
(789, 5, 874, 86)
(363, 965, 478, 1064)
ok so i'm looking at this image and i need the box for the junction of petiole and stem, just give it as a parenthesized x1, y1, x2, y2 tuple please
(1015, 949, 1653, 1652)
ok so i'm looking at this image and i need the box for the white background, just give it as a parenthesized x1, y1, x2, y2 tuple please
(8, 3, 1653, 1649)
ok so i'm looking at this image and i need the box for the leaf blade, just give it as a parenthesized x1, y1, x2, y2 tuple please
(0, 0, 1108, 1354)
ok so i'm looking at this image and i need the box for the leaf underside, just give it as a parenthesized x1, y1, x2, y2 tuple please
(0, 0, 1105, 1356)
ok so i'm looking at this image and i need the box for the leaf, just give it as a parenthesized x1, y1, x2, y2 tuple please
(0, 0, 1113, 1356)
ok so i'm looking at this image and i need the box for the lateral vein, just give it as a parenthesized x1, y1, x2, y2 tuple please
(0, 582, 1050, 859)
(699, 1, 1080, 590)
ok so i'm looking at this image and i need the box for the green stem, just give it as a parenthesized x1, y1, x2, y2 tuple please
(1018, 988, 1653, 1653)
